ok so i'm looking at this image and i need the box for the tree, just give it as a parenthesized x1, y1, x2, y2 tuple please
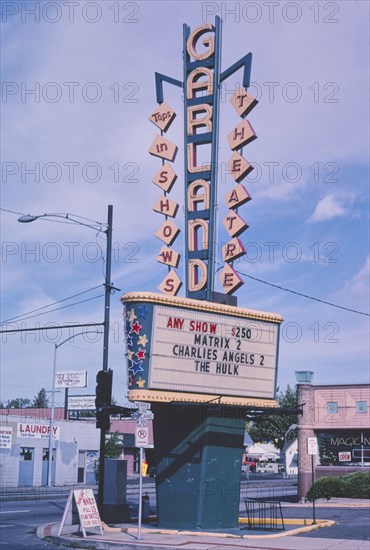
(6, 397, 31, 409)
(93, 432, 122, 482)
(247, 385, 298, 450)
(105, 432, 122, 458)
(32, 388, 49, 408)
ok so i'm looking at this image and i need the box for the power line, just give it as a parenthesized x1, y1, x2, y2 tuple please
(1, 285, 103, 324)
(0, 322, 104, 334)
(236, 270, 370, 317)
(1, 294, 105, 325)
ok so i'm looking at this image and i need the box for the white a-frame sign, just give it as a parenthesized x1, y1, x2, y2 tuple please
(58, 487, 103, 538)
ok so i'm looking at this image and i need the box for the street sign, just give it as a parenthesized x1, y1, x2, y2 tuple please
(55, 370, 87, 388)
(133, 401, 153, 426)
(307, 437, 318, 455)
(135, 425, 149, 448)
(68, 395, 96, 411)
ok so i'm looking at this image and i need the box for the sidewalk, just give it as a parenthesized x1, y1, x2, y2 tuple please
(37, 499, 370, 550)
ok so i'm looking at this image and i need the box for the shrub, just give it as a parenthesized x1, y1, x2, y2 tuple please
(342, 471, 370, 499)
(306, 471, 370, 501)
(306, 476, 343, 501)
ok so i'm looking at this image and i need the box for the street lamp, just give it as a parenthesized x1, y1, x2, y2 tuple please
(283, 423, 298, 477)
(19, 206, 115, 503)
(48, 330, 100, 486)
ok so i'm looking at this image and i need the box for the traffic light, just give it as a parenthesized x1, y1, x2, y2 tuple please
(95, 369, 112, 430)
(95, 369, 113, 407)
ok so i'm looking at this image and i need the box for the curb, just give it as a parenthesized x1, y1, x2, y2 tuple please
(36, 517, 336, 549)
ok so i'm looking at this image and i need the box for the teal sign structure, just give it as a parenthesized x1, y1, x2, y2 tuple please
(125, 17, 282, 531)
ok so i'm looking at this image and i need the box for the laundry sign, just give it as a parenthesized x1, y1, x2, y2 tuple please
(17, 422, 60, 440)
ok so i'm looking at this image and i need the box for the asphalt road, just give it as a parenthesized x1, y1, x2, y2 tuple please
(294, 507, 370, 540)
(0, 500, 68, 549)
(1, 483, 369, 547)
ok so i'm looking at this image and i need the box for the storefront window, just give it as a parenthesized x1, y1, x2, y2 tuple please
(20, 447, 34, 461)
(317, 430, 370, 466)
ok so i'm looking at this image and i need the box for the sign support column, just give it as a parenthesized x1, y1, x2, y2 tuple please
(133, 402, 152, 540)
(307, 436, 318, 525)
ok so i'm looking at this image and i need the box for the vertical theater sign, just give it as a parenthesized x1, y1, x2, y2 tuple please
(122, 17, 283, 531)
(148, 18, 257, 301)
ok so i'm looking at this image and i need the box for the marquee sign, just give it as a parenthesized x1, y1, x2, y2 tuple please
(122, 292, 282, 406)
(149, 17, 257, 301)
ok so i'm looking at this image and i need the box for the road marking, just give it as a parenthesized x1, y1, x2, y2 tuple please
(0, 510, 30, 514)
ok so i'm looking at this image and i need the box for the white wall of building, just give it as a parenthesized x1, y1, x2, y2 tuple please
(0, 416, 100, 486)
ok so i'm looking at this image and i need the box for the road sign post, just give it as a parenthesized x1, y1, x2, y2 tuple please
(307, 437, 318, 525)
(132, 402, 152, 540)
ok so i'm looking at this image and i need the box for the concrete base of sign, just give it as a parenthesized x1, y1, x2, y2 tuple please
(101, 503, 131, 524)
(152, 403, 245, 530)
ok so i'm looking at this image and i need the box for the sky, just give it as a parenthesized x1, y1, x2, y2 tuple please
(1, 0, 369, 408)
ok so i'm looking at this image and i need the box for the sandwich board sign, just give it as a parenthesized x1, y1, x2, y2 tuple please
(58, 488, 103, 537)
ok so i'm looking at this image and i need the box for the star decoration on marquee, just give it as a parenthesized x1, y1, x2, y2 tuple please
(129, 359, 144, 376)
(137, 334, 148, 347)
(125, 305, 151, 388)
(127, 308, 137, 323)
(129, 321, 143, 335)
(126, 335, 134, 348)
(138, 305, 149, 319)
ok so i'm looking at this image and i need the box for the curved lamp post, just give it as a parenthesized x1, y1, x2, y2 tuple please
(19, 206, 115, 501)
(18, 206, 113, 375)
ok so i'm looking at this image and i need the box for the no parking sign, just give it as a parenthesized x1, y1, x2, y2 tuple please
(135, 425, 149, 448)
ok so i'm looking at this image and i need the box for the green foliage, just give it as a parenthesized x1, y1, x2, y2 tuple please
(6, 397, 31, 408)
(247, 385, 298, 449)
(105, 432, 122, 458)
(306, 475, 343, 501)
(93, 432, 123, 482)
(32, 388, 49, 408)
(306, 471, 370, 501)
(342, 472, 370, 499)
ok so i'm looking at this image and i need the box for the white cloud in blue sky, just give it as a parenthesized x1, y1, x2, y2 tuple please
(308, 193, 355, 222)
(1, 1, 369, 405)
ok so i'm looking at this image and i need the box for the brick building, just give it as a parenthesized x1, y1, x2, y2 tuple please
(297, 382, 370, 500)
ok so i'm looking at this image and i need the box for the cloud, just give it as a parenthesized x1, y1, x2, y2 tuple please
(341, 256, 370, 301)
(307, 193, 354, 223)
